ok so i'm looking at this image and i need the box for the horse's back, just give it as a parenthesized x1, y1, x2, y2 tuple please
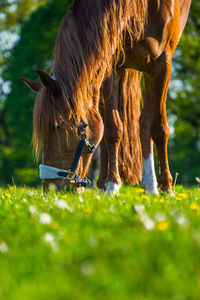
(179, 0, 191, 38)
(146, 0, 191, 50)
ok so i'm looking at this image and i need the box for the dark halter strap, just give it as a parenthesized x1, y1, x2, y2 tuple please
(55, 120, 96, 187)
(39, 122, 96, 187)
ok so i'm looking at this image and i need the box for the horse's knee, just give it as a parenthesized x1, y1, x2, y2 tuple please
(151, 122, 170, 145)
(104, 111, 123, 145)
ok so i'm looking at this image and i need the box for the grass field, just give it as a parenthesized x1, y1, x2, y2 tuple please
(0, 185, 200, 300)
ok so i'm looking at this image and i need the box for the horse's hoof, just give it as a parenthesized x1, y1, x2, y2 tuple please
(97, 181, 106, 191)
(105, 182, 121, 196)
(146, 186, 159, 196)
(142, 181, 159, 196)
(161, 184, 174, 196)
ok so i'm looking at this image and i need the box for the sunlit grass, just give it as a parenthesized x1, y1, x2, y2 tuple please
(0, 185, 200, 299)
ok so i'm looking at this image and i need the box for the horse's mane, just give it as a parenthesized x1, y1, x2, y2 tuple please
(33, 0, 148, 157)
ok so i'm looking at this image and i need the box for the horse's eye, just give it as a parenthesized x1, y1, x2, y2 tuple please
(54, 121, 64, 130)
(52, 124, 61, 131)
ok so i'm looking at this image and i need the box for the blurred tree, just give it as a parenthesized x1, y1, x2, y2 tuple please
(0, 0, 48, 72)
(0, 0, 48, 29)
(0, 0, 72, 185)
(0, 0, 49, 177)
(168, 0, 200, 185)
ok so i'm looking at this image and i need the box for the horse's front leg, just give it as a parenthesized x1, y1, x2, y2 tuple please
(150, 52, 173, 193)
(97, 138, 108, 190)
(103, 76, 123, 195)
(140, 75, 158, 195)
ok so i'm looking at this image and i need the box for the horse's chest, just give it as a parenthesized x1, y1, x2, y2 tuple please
(123, 37, 163, 73)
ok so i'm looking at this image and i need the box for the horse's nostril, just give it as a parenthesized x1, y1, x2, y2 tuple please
(43, 180, 86, 192)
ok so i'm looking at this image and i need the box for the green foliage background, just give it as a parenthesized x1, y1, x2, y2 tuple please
(0, 0, 72, 185)
(0, 0, 199, 186)
(168, 0, 200, 184)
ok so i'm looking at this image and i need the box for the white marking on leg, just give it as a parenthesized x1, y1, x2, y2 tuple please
(142, 154, 159, 195)
(105, 182, 121, 196)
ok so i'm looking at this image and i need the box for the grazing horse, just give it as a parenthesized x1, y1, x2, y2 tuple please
(22, 0, 148, 192)
(23, 0, 191, 195)
(98, 0, 191, 195)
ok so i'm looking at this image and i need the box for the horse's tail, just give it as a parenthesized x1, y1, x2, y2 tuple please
(118, 69, 142, 185)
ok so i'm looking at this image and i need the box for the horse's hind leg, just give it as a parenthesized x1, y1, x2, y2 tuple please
(140, 75, 158, 195)
(100, 75, 123, 195)
(150, 51, 173, 193)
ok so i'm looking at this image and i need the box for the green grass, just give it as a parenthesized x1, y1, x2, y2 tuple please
(0, 185, 200, 300)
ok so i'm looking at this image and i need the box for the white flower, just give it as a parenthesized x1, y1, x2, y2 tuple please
(44, 232, 54, 243)
(155, 213, 166, 222)
(143, 217, 155, 230)
(134, 205, 155, 230)
(134, 204, 145, 214)
(39, 213, 52, 225)
(56, 200, 70, 210)
(43, 232, 58, 252)
(0, 242, 9, 254)
(28, 191, 35, 196)
(139, 213, 155, 230)
(176, 215, 189, 227)
(79, 196, 84, 203)
(29, 205, 37, 216)
(95, 195, 100, 200)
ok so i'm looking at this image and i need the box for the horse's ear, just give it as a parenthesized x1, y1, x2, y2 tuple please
(21, 77, 41, 93)
(36, 70, 58, 91)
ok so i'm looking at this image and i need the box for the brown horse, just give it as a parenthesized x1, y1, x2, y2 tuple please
(98, 0, 191, 195)
(22, 0, 148, 192)
(23, 0, 191, 195)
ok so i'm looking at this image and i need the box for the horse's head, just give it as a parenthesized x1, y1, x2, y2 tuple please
(22, 70, 103, 191)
